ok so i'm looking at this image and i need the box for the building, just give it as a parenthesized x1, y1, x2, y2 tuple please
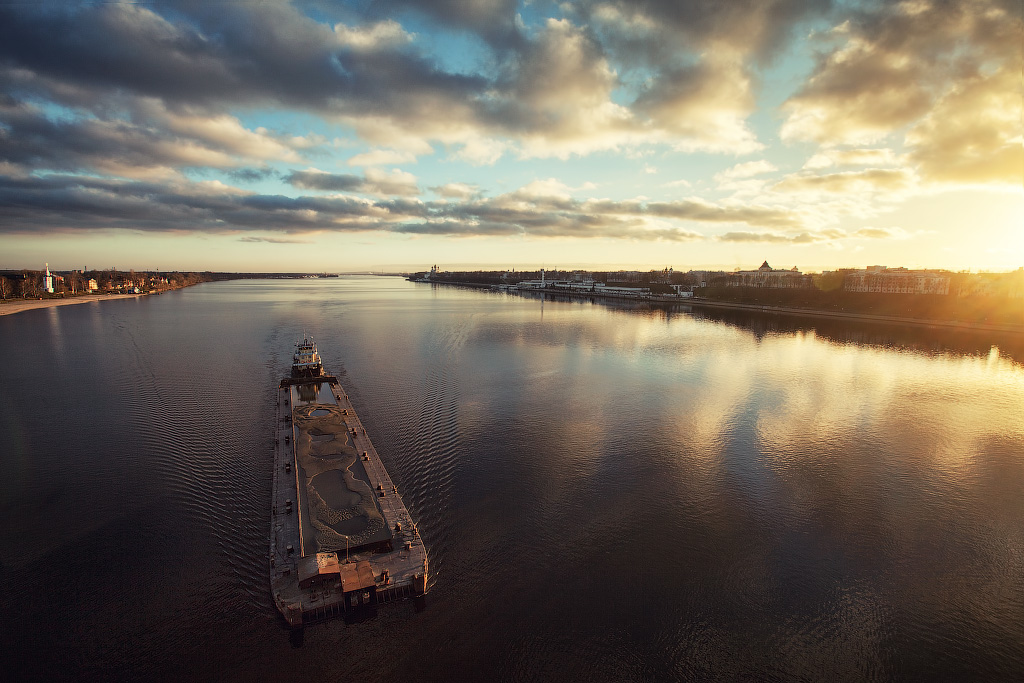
(844, 266, 950, 295)
(730, 261, 812, 289)
(43, 264, 54, 294)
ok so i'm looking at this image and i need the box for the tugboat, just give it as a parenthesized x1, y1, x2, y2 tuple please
(291, 336, 323, 377)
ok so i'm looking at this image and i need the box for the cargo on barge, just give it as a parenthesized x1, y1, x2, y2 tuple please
(270, 337, 428, 627)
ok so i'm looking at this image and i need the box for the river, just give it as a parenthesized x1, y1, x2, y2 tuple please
(1, 276, 1021, 680)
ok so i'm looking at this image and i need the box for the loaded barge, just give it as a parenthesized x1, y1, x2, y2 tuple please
(271, 337, 428, 626)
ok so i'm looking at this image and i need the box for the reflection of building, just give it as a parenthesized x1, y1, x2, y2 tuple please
(845, 266, 949, 295)
(730, 261, 812, 289)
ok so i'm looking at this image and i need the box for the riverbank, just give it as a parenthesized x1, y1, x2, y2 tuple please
(0, 293, 148, 317)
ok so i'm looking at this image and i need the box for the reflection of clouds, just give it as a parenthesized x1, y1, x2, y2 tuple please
(755, 337, 1024, 472)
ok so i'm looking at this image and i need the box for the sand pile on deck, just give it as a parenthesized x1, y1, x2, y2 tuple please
(292, 403, 389, 551)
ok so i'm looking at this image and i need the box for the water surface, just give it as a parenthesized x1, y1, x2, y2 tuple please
(1, 277, 1021, 681)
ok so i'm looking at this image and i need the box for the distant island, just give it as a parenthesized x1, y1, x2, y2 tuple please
(409, 263, 1024, 332)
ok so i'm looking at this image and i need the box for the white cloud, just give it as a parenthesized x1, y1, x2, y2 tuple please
(347, 149, 419, 166)
(432, 183, 479, 200)
(715, 160, 778, 182)
(333, 20, 413, 50)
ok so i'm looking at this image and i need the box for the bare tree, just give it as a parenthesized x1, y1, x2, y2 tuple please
(0, 276, 10, 300)
(19, 271, 38, 298)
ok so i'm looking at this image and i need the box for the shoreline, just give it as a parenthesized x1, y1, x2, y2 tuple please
(0, 293, 149, 317)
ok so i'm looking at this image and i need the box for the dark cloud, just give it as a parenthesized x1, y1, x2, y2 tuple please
(238, 236, 311, 244)
(285, 170, 364, 192)
(0, 96, 303, 178)
(285, 169, 420, 196)
(0, 173, 805, 240)
(0, 174, 411, 234)
(371, 0, 524, 49)
(228, 168, 278, 182)
(0, 3, 486, 114)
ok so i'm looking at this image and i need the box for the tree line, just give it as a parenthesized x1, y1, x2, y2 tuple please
(0, 268, 214, 300)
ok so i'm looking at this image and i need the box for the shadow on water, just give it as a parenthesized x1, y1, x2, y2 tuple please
(678, 304, 1024, 365)
(289, 627, 304, 648)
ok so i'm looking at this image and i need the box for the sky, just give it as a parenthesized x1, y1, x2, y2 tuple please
(0, 0, 1020, 274)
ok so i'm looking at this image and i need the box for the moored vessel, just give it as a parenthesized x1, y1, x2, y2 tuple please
(270, 338, 428, 627)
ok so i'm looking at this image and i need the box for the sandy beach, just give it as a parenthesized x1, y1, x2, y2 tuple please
(0, 293, 147, 317)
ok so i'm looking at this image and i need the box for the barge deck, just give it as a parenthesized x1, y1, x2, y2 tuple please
(270, 349, 427, 627)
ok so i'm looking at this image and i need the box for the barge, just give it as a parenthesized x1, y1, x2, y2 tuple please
(270, 337, 428, 626)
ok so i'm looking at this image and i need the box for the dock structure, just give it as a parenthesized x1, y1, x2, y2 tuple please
(270, 372, 427, 627)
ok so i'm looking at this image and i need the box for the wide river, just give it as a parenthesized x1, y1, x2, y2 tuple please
(1, 277, 1022, 681)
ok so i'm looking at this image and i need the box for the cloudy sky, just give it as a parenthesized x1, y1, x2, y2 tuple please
(1, 0, 1020, 273)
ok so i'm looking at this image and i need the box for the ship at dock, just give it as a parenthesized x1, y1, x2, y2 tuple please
(270, 337, 428, 626)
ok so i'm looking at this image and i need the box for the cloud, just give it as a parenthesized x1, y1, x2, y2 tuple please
(0, 95, 311, 180)
(383, 0, 524, 49)
(227, 167, 277, 182)
(715, 160, 779, 184)
(488, 18, 632, 158)
(0, 2, 489, 129)
(802, 148, 897, 169)
(0, 0, 1014, 256)
(333, 20, 413, 51)
(238, 236, 311, 244)
(346, 149, 419, 166)
(781, 0, 1021, 146)
(284, 170, 364, 192)
(772, 168, 913, 194)
(431, 183, 479, 199)
(0, 174, 807, 241)
(642, 199, 800, 228)
(580, 0, 834, 65)
(905, 65, 1023, 185)
(632, 51, 762, 154)
(717, 230, 842, 244)
(364, 167, 420, 196)
(0, 1, 827, 174)
(284, 168, 420, 196)
(852, 226, 910, 240)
